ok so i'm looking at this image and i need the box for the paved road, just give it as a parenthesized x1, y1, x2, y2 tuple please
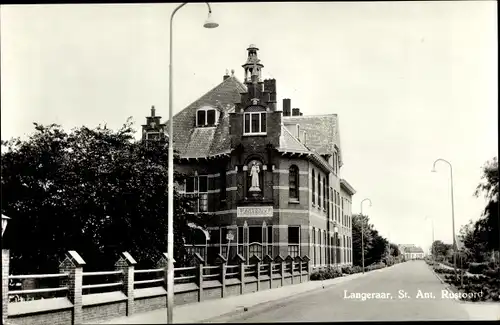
(211, 261, 474, 322)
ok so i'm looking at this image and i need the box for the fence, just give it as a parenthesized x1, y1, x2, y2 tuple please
(2, 249, 311, 325)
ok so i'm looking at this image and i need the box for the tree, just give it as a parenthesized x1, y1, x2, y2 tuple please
(473, 157, 499, 254)
(389, 243, 401, 257)
(1, 120, 209, 274)
(352, 214, 373, 266)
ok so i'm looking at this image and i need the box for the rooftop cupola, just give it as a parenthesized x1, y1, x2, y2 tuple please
(242, 44, 264, 84)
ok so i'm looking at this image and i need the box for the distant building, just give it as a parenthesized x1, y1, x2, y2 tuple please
(401, 246, 425, 260)
(142, 45, 356, 267)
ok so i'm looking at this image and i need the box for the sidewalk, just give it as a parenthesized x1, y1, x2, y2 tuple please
(97, 264, 401, 324)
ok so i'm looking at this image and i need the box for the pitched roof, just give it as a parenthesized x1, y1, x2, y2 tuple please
(167, 76, 246, 158)
(405, 246, 424, 253)
(283, 114, 340, 158)
(279, 125, 310, 153)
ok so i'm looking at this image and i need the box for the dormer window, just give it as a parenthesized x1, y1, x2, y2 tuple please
(196, 106, 218, 127)
(243, 112, 267, 135)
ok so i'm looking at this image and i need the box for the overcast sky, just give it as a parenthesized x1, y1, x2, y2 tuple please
(1, 2, 497, 253)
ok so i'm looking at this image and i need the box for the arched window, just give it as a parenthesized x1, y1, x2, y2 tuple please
(311, 169, 316, 205)
(323, 177, 327, 210)
(289, 165, 299, 201)
(317, 172, 321, 208)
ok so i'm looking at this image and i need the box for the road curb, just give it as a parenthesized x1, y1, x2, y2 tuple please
(201, 263, 401, 323)
(428, 265, 460, 301)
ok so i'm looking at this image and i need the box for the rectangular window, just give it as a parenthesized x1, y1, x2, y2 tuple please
(243, 112, 267, 135)
(186, 177, 195, 193)
(261, 113, 267, 131)
(267, 226, 273, 256)
(248, 226, 262, 243)
(244, 114, 250, 133)
(207, 110, 216, 125)
(317, 175, 321, 208)
(288, 226, 300, 258)
(312, 228, 316, 265)
(323, 178, 326, 210)
(251, 113, 259, 133)
(197, 110, 206, 126)
(210, 229, 220, 244)
(319, 230, 322, 265)
(311, 170, 316, 205)
(146, 132, 160, 140)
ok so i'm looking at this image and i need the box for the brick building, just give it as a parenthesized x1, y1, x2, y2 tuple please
(142, 45, 356, 267)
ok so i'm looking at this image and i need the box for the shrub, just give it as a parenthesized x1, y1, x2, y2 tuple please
(468, 262, 489, 274)
(483, 267, 500, 278)
(351, 265, 363, 273)
(310, 266, 342, 281)
(341, 265, 353, 274)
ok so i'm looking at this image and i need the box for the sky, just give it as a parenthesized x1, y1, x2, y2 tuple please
(1, 2, 497, 254)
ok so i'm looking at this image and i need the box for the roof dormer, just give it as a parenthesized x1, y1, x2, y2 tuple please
(196, 106, 219, 127)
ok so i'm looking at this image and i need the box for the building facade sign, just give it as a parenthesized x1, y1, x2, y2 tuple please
(237, 206, 273, 218)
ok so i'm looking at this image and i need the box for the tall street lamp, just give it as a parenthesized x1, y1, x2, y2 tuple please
(167, 3, 218, 324)
(432, 158, 456, 274)
(360, 198, 372, 274)
(425, 216, 435, 261)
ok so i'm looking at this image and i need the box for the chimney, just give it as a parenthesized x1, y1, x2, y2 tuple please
(223, 69, 230, 81)
(264, 79, 277, 111)
(292, 108, 300, 116)
(283, 98, 291, 116)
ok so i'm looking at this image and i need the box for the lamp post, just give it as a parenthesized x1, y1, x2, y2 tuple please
(167, 3, 218, 324)
(360, 198, 372, 274)
(432, 158, 456, 275)
(425, 216, 435, 261)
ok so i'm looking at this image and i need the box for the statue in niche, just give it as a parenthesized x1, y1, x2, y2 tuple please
(249, 161, 261, 192)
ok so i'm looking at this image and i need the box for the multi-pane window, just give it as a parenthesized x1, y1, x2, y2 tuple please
(185, 175, 208, 213)
(312, 227, 317, 265)
(289, 165, 299, 201)
(248, 226, 263, 259)
(243, 112, 267, 135)
(311, 170, 316, 205)
(323, 177, 327, 210)
(317, 173, 321, 208)
(197, 108, 217, 127)
(319, 230, 322, 265)
(287, 226, 300, 258)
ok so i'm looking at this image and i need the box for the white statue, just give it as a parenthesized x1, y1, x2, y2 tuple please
(249, 162, 261, 191)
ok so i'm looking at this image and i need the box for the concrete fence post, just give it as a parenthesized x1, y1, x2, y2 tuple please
(302, 255, 311, 281)
(263, 254, 273, 288)
(249, 255, 261, 291)
(2, 249, 9, 325)
(285, 255, 294, 284)
(274, 255, 284, 287)
(157, 253, 176, 308)
(187, 253, 204, 302)
(233, 253, 245, 295)
(115, 252, 137, 316)
(59, 251, 86, 325)
(294, 256, 303, 283)
(214, 253, 227, 298)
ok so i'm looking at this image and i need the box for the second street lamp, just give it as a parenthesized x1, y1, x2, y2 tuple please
(432, 158, 457, 275)
(167, 3, 218, 324)
(360, 198, 372, 274)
